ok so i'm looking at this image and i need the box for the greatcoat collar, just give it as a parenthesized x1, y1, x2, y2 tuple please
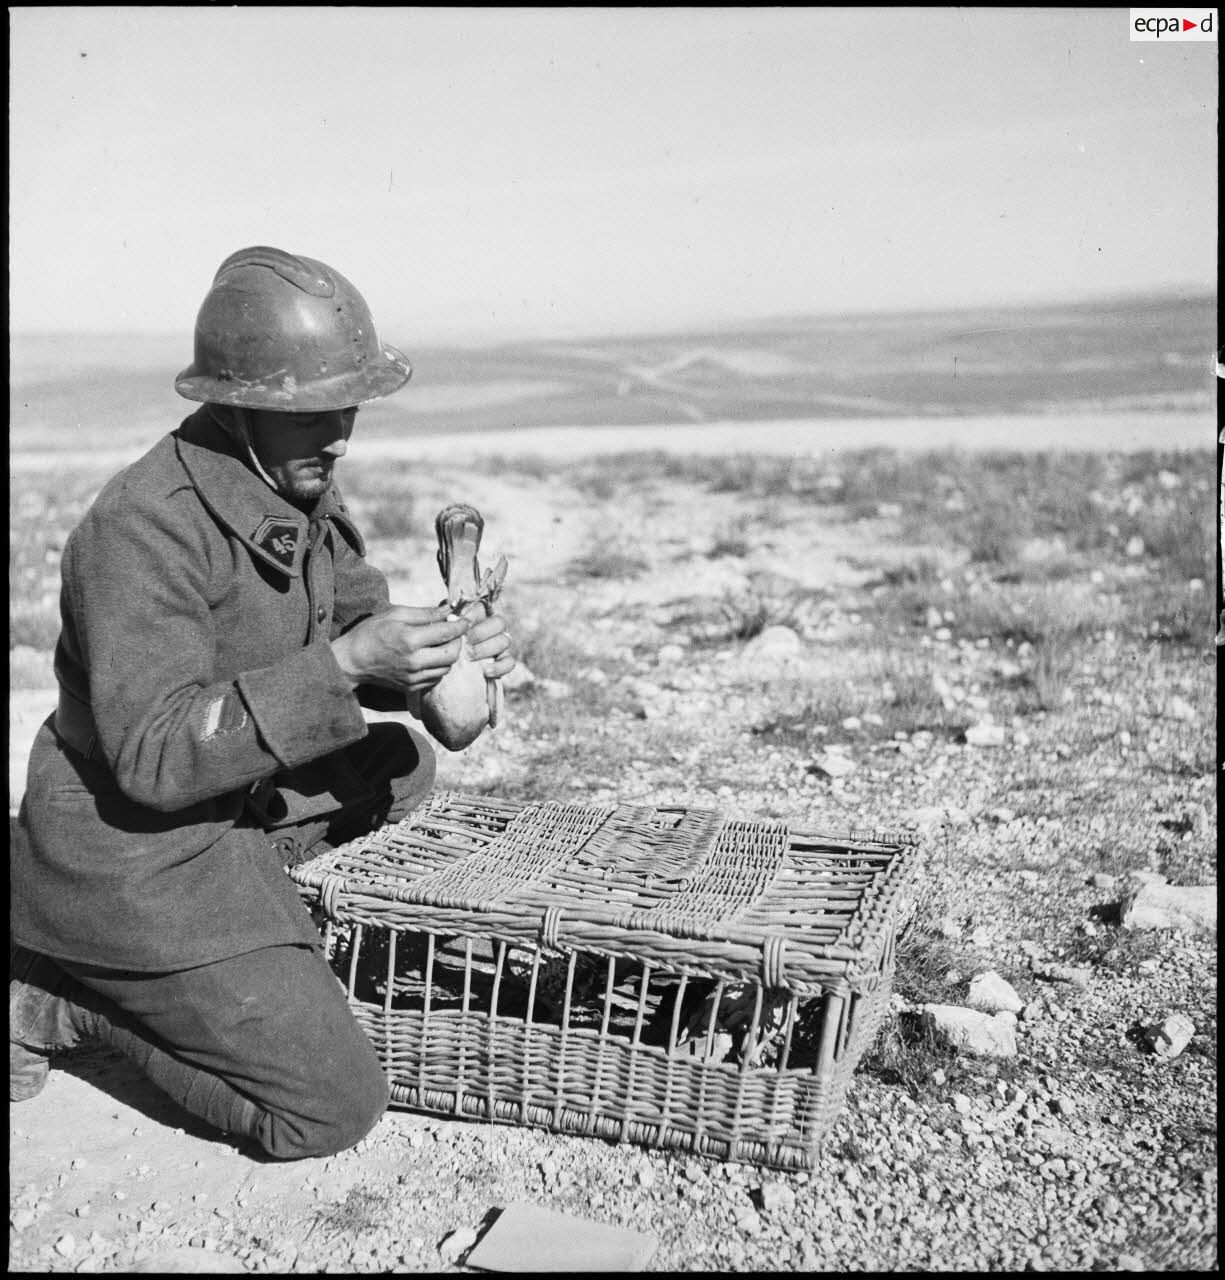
(173, 408, 365, 579)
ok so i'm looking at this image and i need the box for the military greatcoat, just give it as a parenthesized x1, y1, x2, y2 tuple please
(13, 408, 412, 971)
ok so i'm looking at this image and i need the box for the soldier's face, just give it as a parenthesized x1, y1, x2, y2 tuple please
(247, 408, 358, 503)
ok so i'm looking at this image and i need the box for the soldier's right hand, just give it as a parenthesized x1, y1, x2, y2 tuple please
(331, 605, 471, 694)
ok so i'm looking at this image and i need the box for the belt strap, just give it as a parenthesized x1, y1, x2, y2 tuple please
(54, 690, 105, 762)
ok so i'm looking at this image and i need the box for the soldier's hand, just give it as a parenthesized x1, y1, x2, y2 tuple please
(331, 605, 470, 694)
(465, 610, 516, 680)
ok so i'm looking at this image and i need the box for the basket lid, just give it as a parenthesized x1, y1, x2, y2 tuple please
(290, 791, 922, 994)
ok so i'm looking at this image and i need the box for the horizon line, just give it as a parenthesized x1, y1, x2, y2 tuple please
(10, 282, 1213, 350)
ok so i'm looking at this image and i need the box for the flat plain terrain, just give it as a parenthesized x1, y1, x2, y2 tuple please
(8, 295, 1217, 1272)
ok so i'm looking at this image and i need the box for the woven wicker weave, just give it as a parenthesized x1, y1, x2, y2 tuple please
(290, 790, 921, 1169)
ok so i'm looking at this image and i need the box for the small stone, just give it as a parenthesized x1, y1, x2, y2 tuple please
(1143, 1013, 1195, 1060)
(921, 1004, 1017, 1058)
(75, 1204, 92, 1218)
(636, 1164, 656, 1189)
(439, 1227, 479, 1263)
(969, 926, 993, 947)
(734, 1208, 763, 1237)
(1164, 696, 1196, 722)
(70, 1158, 86, 1171)
(932, 1068, 947, 1086)
(55, 1234, 76, 1258)
(1035, 963, 1092, 989)
(1089, 872, 1117, 890)
(758, 1181, 796, 1214)
(11, 1208, 36, 1231)
(964, 722, 1005, 748)
(1117, 1253, 1146, 1271)
(936, 915, 963, 940)
(951, 1093, 972, 1115)
(1051, 1097, 1077, 1118)
(1121, 883, 1216, 934)
(810, 750, 856, 779)
(966, 971, 1024, 1014)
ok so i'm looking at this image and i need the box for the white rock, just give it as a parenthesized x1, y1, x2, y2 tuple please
(1125, 536, 1145, 558)
(964, 722, 1006, 748)
(1143, 1014, 1195, 1060)
(1089, 873, 1118, 890)
(951, 1093, 972, 1115)
(936, 916, 963, 941)
(810, 751, 856, 779)
(920, 1005, 1018, 1059)
(758, 1181, 796, 1214)
(966, 971, 1024, 1014)
(439, 1227, 480, 1263)
(538, 678, 574, 699)
(1121, 883, 1216, 934)
(969, 926, 993, 947)
(741, 626, 803, 663)
(657, 643, 687, 664)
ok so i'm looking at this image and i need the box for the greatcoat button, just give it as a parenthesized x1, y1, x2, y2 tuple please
(316, 605, 327, 623)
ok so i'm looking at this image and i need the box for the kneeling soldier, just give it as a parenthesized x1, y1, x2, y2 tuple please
(10, 246, 514, 1158)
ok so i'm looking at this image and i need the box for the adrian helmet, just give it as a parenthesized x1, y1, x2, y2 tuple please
(174, 246, 411, 411)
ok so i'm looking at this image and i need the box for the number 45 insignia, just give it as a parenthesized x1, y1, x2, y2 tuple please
(252, 517, 301, 568)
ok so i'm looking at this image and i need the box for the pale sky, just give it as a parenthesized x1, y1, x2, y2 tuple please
(9, 6, 1218, 343)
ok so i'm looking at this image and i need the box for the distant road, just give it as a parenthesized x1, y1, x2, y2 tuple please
(9, 412, 1213, 473)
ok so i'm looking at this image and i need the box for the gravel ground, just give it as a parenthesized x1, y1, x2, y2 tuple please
(9, 445, 1217, 1272)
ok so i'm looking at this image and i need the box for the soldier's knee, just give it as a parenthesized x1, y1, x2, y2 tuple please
(261, 1056, 390, 1160)
(377, 723, 436, 823)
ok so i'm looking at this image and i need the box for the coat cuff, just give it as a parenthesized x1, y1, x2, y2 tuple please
(237, 643, 368, 769)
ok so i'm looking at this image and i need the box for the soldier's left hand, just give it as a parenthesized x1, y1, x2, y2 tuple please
(467, 611, 515, 679)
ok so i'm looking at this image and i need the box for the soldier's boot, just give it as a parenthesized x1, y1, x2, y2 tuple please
(9, 944, 263, 1143)
(9, 945, 104, 1101)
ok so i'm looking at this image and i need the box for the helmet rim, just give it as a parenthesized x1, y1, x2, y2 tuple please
(174, 342, 411, 411)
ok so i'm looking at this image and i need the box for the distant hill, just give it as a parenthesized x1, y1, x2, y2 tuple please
(10, 293, 1213, 455)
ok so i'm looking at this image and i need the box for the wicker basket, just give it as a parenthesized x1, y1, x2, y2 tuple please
(289, 790, 921, 1169)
